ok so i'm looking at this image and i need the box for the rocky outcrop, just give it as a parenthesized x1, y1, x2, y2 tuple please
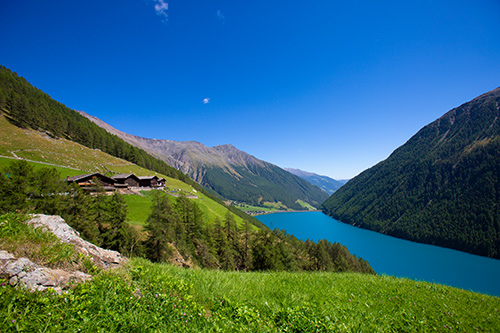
(26, 214, 127, 268)
(0, 250, 91, 294)
(0, 214, 127, 293)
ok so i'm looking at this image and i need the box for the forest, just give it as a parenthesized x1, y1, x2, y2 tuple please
(322, 87, 500, 258)
(0, 160, 374, 273)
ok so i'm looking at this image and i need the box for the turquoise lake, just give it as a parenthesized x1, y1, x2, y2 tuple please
(257, 211, 500, 297)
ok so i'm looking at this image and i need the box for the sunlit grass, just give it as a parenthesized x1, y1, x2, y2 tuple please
(2, 257, 498, 332)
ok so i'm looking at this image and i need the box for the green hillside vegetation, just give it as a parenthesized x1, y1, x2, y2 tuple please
(203, 164, 329, 210)
(0, 162, 373, 272)
(322, 87, 500, 258)
(0, 65, 260, 228)
(1, 254, 499, 331)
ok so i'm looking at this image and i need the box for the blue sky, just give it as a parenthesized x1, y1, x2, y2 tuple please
(1, 1, 499, 179)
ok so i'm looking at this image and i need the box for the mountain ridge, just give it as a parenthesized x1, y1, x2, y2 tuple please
(284, 168, 348, 195)
(79, 111, 329, 210)
(321, 86, 500, 258)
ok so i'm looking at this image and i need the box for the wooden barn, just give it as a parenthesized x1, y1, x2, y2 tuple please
(65, 173, 116, 191)
(138, 175, 159, 187)
(157, 177, 166, 187)
(112, 174, 141, 187)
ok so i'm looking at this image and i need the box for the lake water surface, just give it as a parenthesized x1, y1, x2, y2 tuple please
(257, 211, 500, 297)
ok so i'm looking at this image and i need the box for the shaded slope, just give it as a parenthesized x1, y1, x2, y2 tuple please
(321, 87, 500, 258)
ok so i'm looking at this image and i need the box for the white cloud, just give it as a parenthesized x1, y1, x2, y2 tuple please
(202, 98, 210, 104)
(217, 10, 225, 23)
(154, 0, 168, 21)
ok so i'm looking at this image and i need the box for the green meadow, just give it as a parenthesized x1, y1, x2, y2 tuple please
(2, 255, 499, 332)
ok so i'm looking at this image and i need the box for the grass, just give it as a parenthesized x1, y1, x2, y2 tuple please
(123, 192, 155, 226)
(0, 156, 83, 178)
(1, 256, 499, 332)
(296, 199, 316, 210)
(124, 190, 255, 231)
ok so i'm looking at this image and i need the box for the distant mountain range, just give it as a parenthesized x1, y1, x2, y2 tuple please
(283, 168, 348, 195)
(80, 111, 329, 210)
(322, 87, 500, 258)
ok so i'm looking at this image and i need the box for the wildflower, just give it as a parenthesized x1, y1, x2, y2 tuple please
(348, 299, 351, 302)
(12, 320, 15, 323)
(155, 294, 159, 298)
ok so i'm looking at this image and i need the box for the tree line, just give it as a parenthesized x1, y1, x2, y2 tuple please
(0, 160, 374, 274)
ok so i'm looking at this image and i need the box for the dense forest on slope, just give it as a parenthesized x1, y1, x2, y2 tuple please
(80, 112, 329, 210)
(0, 65, 260, 228)
(322, 87, 500, 258)
(201, 163, 329, 209)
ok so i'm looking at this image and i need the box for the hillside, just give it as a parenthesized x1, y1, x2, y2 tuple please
(80, 111, 329, 210)
(322, 87, 500, 258)
(0, 112, 254, 229)
(0, 65, 262, 228)
(284, 168, 347, 195)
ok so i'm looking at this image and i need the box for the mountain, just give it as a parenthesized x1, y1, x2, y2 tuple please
(80, 111, 329, 210)
(321, 87, 500, 258)
(284, 168, 347, 195)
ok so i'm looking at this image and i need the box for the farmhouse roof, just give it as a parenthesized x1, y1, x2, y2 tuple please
(138, 175, 159, 180)
(112, 173, 140, 181)
(66, 173, 101, 182)
(66, 173, 116, 184)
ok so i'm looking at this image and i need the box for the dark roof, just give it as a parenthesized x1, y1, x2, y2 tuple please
(112, 173, 140, 181)
(66, 173, 116, 184)
(138, 175, 159, 180)
(66, 173, 101, 182)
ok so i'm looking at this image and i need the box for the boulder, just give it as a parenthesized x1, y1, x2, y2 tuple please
(0, 250, 91, 294)
(26, 214, 127, 269)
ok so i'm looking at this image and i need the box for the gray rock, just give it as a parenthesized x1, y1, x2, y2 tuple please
(26, 214, 127, 268)
(0, 252, 92, 293)
(1, 214, 126, 293)
(0, 250, 15, 260)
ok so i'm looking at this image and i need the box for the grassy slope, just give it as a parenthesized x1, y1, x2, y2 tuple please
(0, 114, 248, 228)
(1, 257, 498, 331)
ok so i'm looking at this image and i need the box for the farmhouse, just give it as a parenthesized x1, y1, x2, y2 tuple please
(138, 175, 159, 187)
(112, 174, 141, 187)
(65, 173, 116, 191)
(66, 173, 164, 192)
(158, 177, 166, 187)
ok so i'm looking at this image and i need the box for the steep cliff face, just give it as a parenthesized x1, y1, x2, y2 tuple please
(321, 87, 500, 258)
(80, 111, 328, 209)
